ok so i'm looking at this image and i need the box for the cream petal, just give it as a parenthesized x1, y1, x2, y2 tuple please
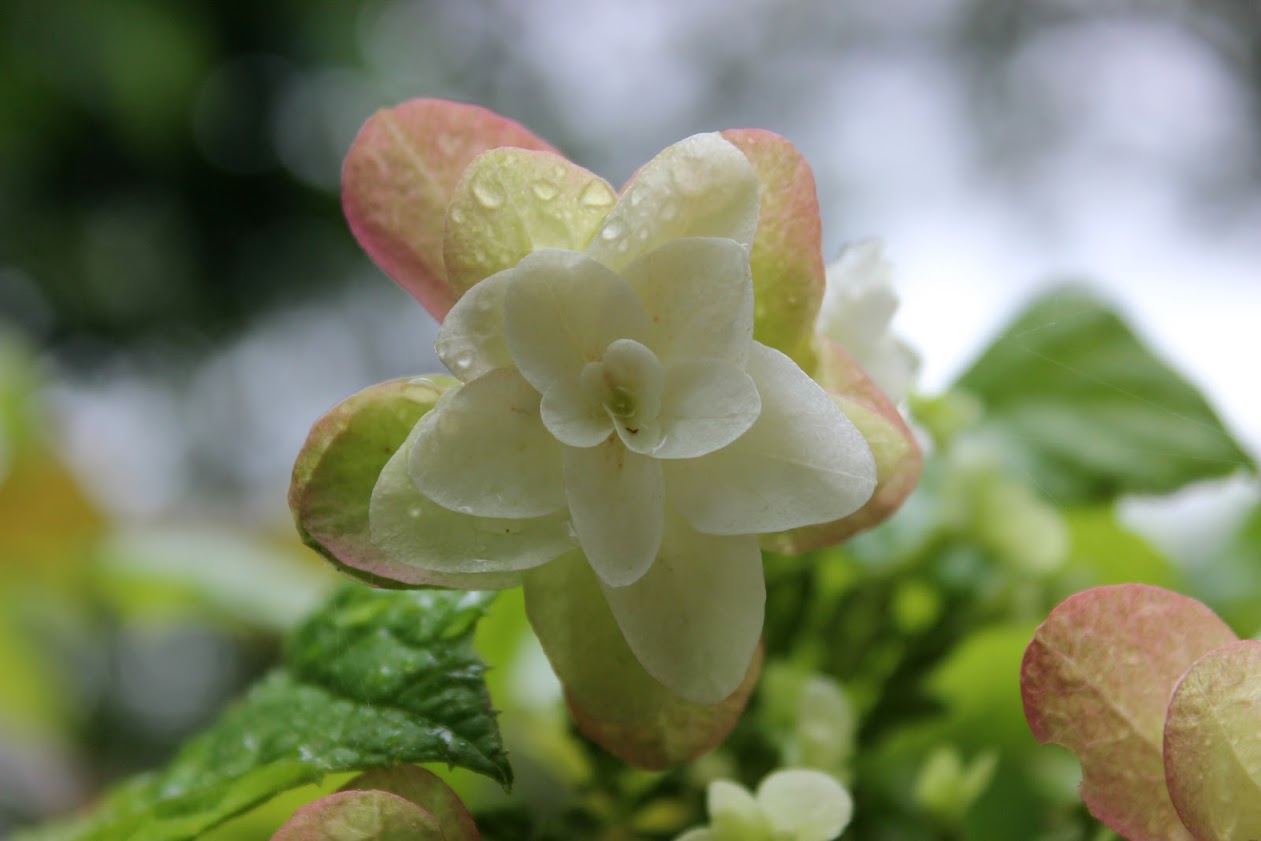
(371, 426, 573, 576)
(408, 369, 566, 518)
(587, 133, 759, 272)
(502, 249, 650, 394)
(621, 237, 754, 366)
(665, 342, 876, 534)
(563, 439, 664, 588)
(540, 377, 613, 448)
(601, 511, 764, 704)
(757, 770, 854, 841)
(434, 270, 513, 382)
(652, 360, 760, 460)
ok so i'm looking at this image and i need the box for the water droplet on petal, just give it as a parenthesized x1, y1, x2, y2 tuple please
(551, 163, 567, 180)
(456, 504, 475, 515)
(450, 207, 466, 224)
(600, 219, 625, 241)
(615, 240, 630, 253)
(531, 180, 559, 201)
(580, 182, 614, 208)
(471, 177, 504, 209)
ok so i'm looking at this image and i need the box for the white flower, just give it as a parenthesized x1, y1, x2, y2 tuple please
(818, 240, 919, 404)
(676, 769, 854, 841)
(367, 134, 877, 703)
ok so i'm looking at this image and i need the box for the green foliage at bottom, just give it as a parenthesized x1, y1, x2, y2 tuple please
(14, 586, 508, 841)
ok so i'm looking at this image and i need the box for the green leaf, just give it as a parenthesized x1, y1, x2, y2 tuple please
(1164, 640, 1261, 841)
(16, 586, 509, 841)
(955, 287, 1253, 503)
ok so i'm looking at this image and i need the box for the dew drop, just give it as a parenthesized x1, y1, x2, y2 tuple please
(600, 219, 625, 241)
(580, 182, 614, 207)
(615, 239, 630, 253)
(456, 504, 475, 515)
(450, 207, 466, 225)
(531, 180, 559, 201)
(471, 177, 504, 209)
(551, 163, 567, 180)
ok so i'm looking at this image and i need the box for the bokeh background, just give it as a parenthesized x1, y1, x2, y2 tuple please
(1, 0, 1259, 835)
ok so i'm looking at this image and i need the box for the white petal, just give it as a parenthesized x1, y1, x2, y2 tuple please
(540, 378, 612, 448)
(709, 781, 769, 838)
(503, 249, 650, 394)
(665, 342, 876, 535)
(652, 360, 760, 460)
(409, 369, 566, 518)
(564, 440, 663, 587)
(673, 830, 717, 841)
(601, 510, 763, 704)
(621, 237, 754, 366)
(756, 770, 853, 841)
(434, 271, 513, 382)
(586, 133, 759, 273)
(371, 426, 573, 576)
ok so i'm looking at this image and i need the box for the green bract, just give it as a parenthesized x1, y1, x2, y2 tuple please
(294, 98, 922, 764)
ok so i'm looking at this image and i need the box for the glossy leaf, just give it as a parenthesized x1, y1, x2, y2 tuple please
(523, 550, 760, 769)
(956, 287, 1254, 503)
(16, 587, 508, 841)
(1165, 640, 1261, 841)
(1021, 584, 1237, 840)
(342, 99, 558, 321)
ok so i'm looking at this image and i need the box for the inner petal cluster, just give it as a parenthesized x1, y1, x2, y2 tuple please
(579, 338, 665, 451)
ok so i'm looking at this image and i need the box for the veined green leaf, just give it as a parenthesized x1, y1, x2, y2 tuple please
(15, 586, 508, 841)
(956, 287, 1253, 503)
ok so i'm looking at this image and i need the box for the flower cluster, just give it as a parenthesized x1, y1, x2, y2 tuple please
(291, 98, 921, 762)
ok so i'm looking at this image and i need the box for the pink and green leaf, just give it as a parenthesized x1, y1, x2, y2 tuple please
(1164, 640, 1261, 841)
(342, 99, 558, 321)
(288, 376, 519, 589)
(271, 790, 444, 841)
(720, 129, 826, 370)
(443, 148, 617, 296)
(523, 550, 760, 770)
(340, 766, 480, 841)
(762, 338, 921, 553)
(1021, 584, 1237, 841)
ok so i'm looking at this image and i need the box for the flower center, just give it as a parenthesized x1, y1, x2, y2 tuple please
(579, 338, 664, 449)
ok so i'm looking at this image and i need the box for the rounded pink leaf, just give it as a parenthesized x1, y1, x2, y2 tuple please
(1165, 640, 1261, 841)
(271, 790, 443, 841)
(343, 765, 480, 841)
(720, 129, 826, 370)
(342, 99, 558, 321)
(1021, 584, 1237, 841)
